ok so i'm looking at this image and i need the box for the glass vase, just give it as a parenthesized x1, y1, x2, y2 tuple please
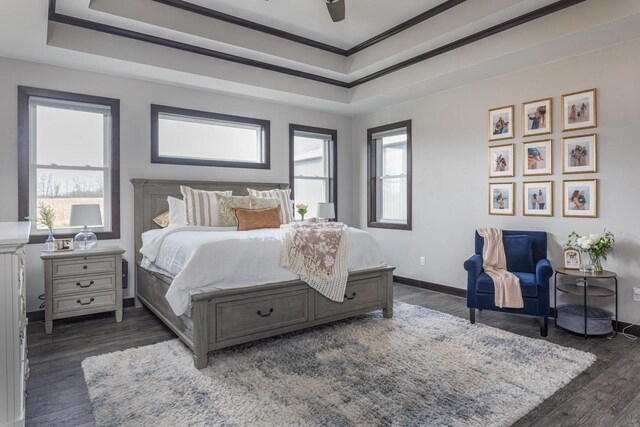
(44, 230, 55, 252)
(589, 253, 603, 273)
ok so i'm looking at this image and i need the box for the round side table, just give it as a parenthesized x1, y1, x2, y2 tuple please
(554, 268, 617, 339)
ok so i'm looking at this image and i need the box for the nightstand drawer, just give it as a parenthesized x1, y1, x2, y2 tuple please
(52, 256, 117, 278)
(52, 274, 116, 296)
(52, 291, 116, 314)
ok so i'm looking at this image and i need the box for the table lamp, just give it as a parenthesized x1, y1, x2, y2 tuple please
(317, 202, 335, 222)
(69, 204, 102, 250)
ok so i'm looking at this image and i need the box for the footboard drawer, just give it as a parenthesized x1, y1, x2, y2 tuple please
(315, 276, 385, 319)
(216, 290, 309, 341)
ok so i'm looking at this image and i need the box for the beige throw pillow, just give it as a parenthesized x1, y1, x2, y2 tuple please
(152, 211, 170, 228)
(180, 186, 232, 226)
(247, 188, 294, 224)
(215, 194, 251, 227)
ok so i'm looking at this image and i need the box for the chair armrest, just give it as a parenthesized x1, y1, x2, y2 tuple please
(536, 259, 553, 285)
(464, 255, 483, 279)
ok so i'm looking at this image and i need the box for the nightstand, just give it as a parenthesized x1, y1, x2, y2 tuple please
(41, 246, 125, 334)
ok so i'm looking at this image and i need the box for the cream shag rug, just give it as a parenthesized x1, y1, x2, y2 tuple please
(82, 302, 594, 426)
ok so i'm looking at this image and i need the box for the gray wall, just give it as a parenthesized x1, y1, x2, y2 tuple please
(0, 57, 353, 311)
(352, 38, 640, 323)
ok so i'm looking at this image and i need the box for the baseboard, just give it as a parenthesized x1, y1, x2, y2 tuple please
(27, 297, 136, 322)
(394, 275, 467, 298)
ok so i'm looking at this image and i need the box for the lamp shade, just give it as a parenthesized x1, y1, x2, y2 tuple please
(69, 204, 103, 227)
(317, 202, 335, 219)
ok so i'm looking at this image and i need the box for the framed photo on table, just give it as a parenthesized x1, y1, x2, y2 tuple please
(562, 89, 596, 131)
(488, 144, 515, 178)
(562, 134, 597, 174)
(522, 98, 552, 137)
(563, 248, 582, 269)
(523, 181, 553, 217)
(523, 139, 552, 176)
(563, 179, 597, 218)
(489, 182, 515, 216)
(488, 105, 514, 141)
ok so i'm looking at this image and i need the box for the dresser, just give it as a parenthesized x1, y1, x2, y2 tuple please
(41, 246, 125, 334)
(0, 222, 30, 427)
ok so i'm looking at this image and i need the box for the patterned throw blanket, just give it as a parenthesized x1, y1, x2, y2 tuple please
(281, 222, 349, 302)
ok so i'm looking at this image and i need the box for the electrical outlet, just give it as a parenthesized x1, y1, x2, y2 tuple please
(633, 287, 640, 302)
(420, 256, 426, 266)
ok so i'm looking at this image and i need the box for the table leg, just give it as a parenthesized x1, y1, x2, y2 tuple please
(583, 278, 588, 340)
(554, 272, 558, 330)
(614, 277, 618, 337)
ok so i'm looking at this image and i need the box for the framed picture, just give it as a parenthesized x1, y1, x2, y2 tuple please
(562, 89, 596, 131)
(563, 248, 581, 270)
(488, 144, 515, 178)
(563, 179, 597, 218)
(53, 238, 74, 252)
(522, 98, 552, 137)
(562, 134, 597, 174)
(488, 105, 514, 141)
(489, 182, 515, 216)
(523, 181, 553, 217)
(523, 139, 552, 176)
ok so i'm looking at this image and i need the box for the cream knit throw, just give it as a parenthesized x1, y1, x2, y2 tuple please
(281, 222, 348, 302)
(477, 228, 524, 309)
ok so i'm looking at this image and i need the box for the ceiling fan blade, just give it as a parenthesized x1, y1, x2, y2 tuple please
(326, 0, 345, 22)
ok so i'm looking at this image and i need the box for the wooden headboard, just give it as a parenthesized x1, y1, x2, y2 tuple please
(131, 178, 289, 263)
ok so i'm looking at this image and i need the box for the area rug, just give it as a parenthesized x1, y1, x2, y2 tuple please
(82, 302, 595, 426)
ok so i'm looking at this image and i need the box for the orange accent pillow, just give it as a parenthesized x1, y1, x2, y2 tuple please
(234, 207, 281, 231)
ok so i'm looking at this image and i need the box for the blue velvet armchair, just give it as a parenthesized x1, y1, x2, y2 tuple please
(463, 230, 553, 336)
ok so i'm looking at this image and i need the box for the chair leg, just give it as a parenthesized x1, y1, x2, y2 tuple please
(469, 308, 476, 324)
(540, 316, 548, 337)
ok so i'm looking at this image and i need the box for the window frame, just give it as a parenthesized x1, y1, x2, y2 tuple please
(367, 120, 412, 230)
(151, 104, 271, 169)
(18, 86, 120, 244)
(289, 124, 338, 220)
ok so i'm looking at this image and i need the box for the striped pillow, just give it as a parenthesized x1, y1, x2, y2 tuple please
(180, 186, 232, 226)
(247, 188, 294, 224)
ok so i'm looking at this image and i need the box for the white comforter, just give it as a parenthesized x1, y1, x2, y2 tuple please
(140, 226, 387, 316)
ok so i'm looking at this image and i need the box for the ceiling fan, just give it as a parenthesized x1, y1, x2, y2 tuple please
(325, 0, 346, 22)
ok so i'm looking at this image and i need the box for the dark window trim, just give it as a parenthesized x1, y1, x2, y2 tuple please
(367, 120, 412, 231)
(150, 104, 271, 169)
(289, 124, 338, 221)
(18, 86, 121, 244)
(48, 0, 585, 89)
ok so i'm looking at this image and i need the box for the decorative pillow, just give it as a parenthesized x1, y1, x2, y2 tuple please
(504, 235, 535, 273)
(247, 188, 294, 224)
(152, 211, 170, 228)
(180, 186, 232, 226)
(215, 194, 251, 227)
(249, 195, 280, 210)
(234, 207, 281, 231)
(167, 196, 186, 226)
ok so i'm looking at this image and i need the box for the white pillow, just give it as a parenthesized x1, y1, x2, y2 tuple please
(167, 196, 186, 226)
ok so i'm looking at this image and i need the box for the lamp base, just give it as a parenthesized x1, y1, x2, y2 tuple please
(74, 227, 97, 250)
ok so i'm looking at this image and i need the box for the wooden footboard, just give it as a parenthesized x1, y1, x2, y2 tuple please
(136, 264, 395, 369)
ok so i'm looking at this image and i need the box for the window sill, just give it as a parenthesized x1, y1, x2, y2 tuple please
(367, 221, 412, 231)
(28, 231, 120, 244)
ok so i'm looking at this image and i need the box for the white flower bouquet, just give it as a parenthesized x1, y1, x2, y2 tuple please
(565, 230, 615, 273)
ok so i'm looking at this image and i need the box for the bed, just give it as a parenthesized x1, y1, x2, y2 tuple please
(132, 178, 395, 369)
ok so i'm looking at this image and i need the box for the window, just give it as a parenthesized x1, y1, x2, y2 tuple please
(18, 87, 120, 242)
(367, 120, 412, 230)
(289, 124, 337, 219)
(151, 105, 270, 169)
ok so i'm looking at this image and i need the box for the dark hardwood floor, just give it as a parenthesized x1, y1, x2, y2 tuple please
(26, 283, 640, 426)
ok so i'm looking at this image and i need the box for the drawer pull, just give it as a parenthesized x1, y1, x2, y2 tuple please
(76, 281, 94, 288)
(344, 292, 357, 300)
(76, 297, 95, 306)
(257, 308, 274, 317)
(83, 265, 88, 270)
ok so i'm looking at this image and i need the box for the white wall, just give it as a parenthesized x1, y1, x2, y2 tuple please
(0, 57, 353, 312)
(352, 39, 640, 324)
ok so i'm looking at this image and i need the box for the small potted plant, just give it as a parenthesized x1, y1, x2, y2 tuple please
(295, 203, 308, 222)
(26, 203, 57, 252)
(566, 230, 615, 273)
